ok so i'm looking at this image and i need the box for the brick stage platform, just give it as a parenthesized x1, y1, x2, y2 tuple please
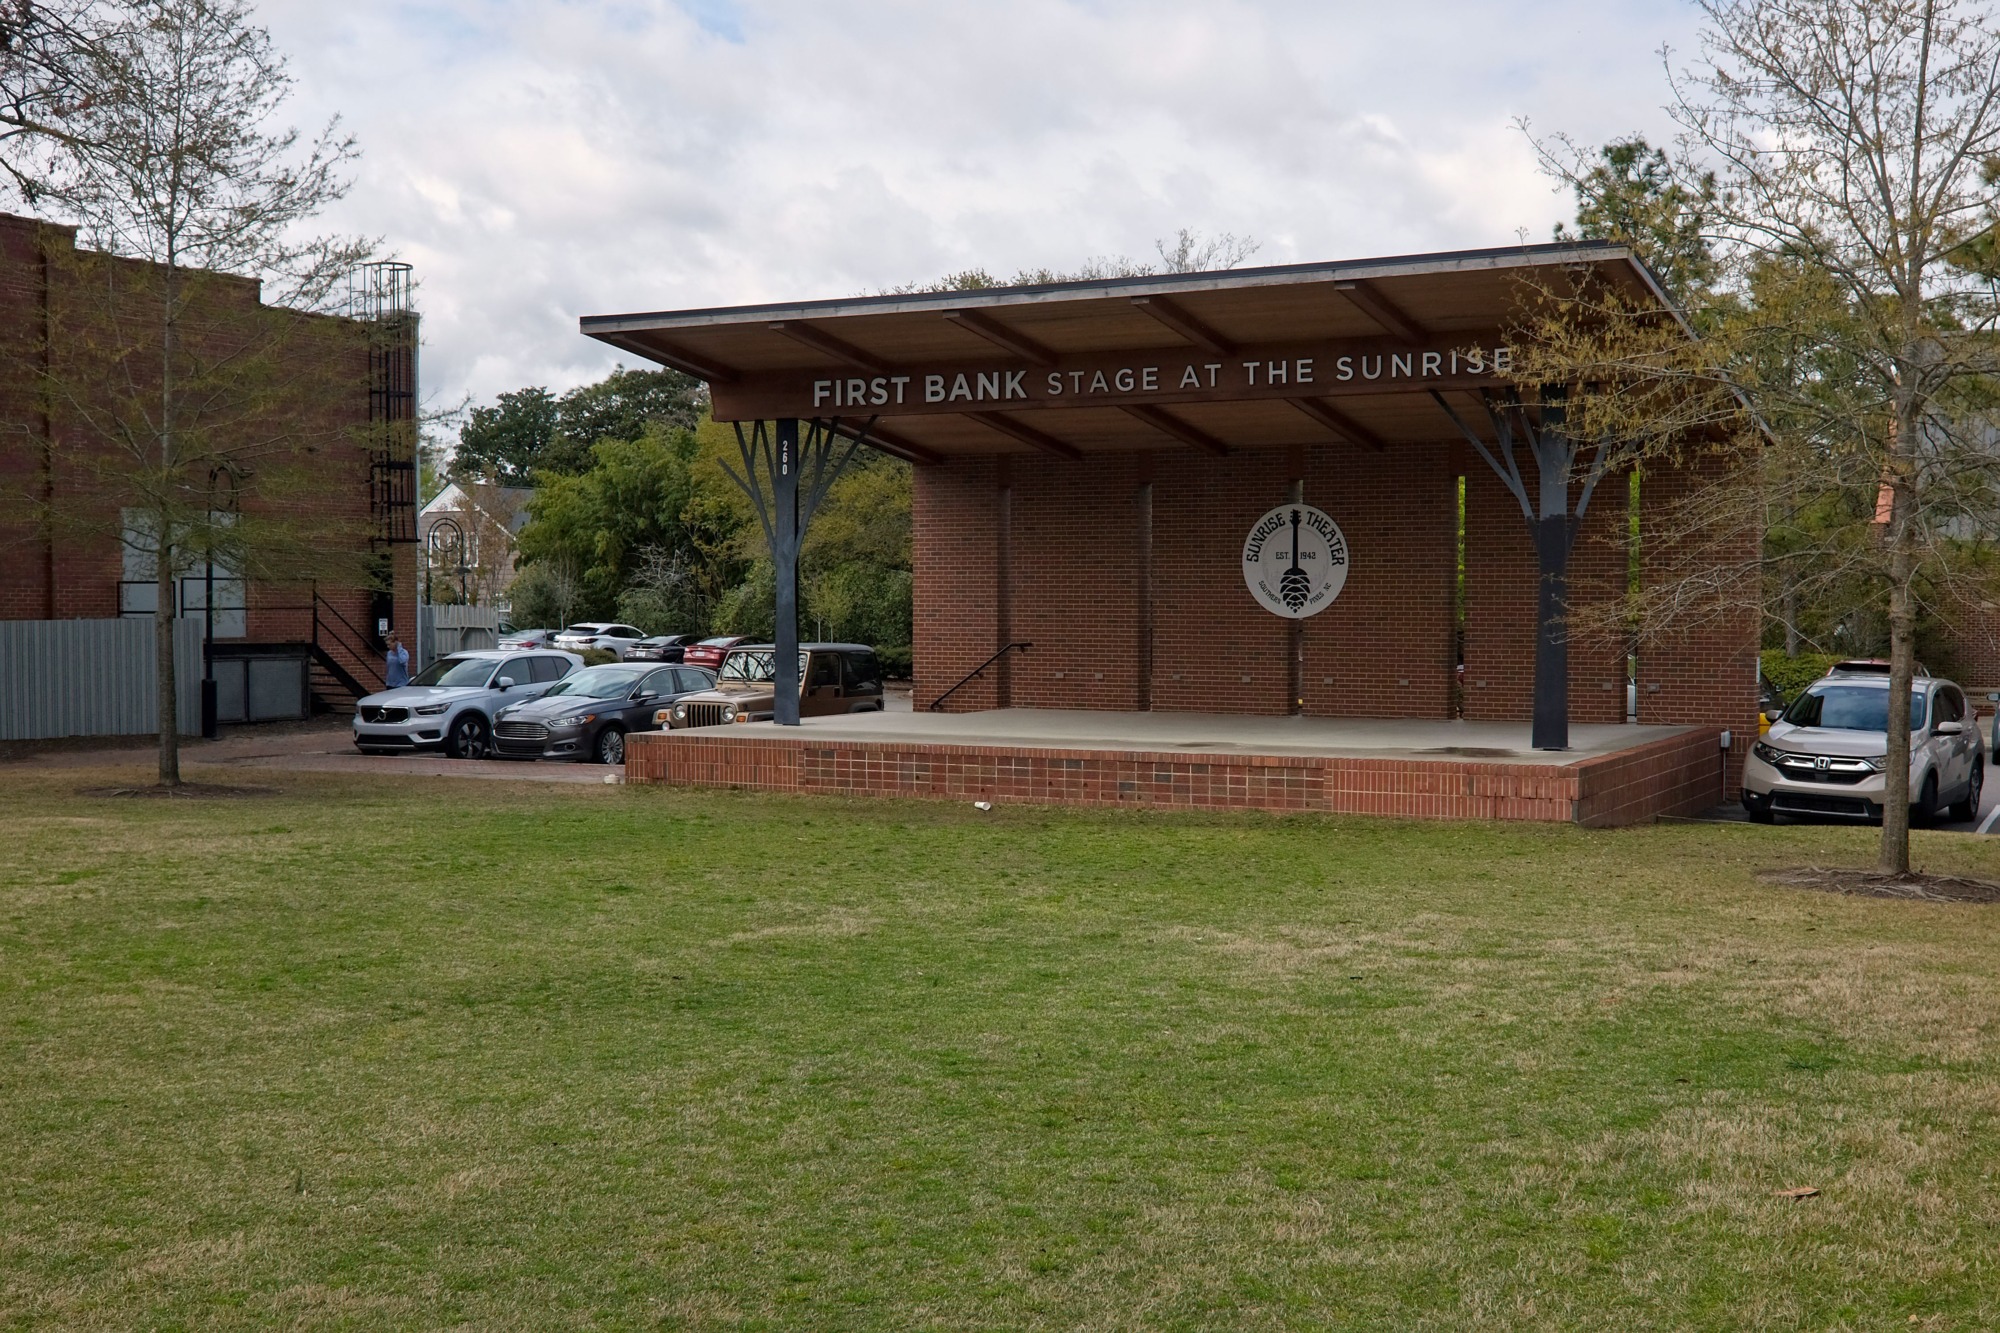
(625, 710, 1727, 826)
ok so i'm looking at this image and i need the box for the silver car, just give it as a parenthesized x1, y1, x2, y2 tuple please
(1743, 665, 1983, 824)
(353, 649, 582, 759)
(553, 622, 647, 659)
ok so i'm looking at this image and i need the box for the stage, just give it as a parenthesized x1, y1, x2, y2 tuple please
(625, 710, 1727, 825)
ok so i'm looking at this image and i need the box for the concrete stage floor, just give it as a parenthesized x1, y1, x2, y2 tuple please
(729, 708, 1696, 766)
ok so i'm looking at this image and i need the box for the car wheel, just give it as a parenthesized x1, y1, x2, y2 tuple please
(1915, 770, 1940, 825)
(1950, 760, 1983, 823)
(595, 727, 625, 766)
(445, 714, 490, 760)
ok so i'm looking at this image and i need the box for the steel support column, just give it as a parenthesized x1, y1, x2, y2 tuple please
(773, 418, 801, 726)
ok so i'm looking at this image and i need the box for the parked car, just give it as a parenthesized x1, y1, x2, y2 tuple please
(682, 635, 754, 671)
(1743, 669, 1981, 824)
(498, 627, 557, 650)
(662, 643, 885, 729)
(492, 663, 716, 765)
(353, 649, 582, 758)
(553, 623, 647, 659)
(624, 634, 694, 663)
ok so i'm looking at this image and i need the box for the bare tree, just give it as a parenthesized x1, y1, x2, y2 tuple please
(1659, 0, 2000, 872)
(20, 0, 374, 785)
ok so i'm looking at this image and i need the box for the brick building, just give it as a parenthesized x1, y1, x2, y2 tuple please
(0, 212, 417, 716)
(589, 243, 1760, 823)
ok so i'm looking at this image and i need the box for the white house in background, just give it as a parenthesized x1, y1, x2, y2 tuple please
(419, 481, 534, 609)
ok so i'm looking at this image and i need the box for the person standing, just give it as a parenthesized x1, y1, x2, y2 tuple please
(385, 633, 410, 689)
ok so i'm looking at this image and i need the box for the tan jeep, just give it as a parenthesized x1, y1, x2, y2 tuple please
(658, 643, 885, 728)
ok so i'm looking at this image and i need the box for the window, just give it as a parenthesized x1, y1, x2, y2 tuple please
(119, 508, 245, 636)
(543, 666, 648, 699)
(639, 669, 677, 696)
(674, 668, 711, 692)
(611, 625, 643, 638)
(807, 654, 840, 690)
(528, 656, 569, 684)
(842, 652, 881, 693)
(1783, 683, 1925, 732)
(410, 656, 497, 688)
(1937, 687, 1964, 724)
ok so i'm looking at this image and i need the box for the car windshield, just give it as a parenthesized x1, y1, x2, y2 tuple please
(718, 650, 809, 683)
(409, 657, 494, 688)
(560, 624, 603, 636)
(542, 666, 647, 699)
(1783, 683, 1926, 732)
(698, 637, 738, 647)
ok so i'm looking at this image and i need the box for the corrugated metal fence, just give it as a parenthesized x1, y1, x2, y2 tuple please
(425, 604, 500, 660)
(0, 617, 203, 740)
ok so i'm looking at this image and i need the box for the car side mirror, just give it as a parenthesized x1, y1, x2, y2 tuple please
(1936, 720, 1964, 735)
(1764, 709, 1783, 724)
(495, 676, 516, 690)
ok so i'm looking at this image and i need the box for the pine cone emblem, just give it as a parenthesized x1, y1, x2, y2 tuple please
(1280, 566, 1311, 612)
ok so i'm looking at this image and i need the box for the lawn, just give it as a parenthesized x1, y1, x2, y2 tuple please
(4, 767, 2000, 1330)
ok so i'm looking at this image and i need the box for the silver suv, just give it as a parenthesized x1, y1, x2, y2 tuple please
(1743, 663, 1983, 824)
(353, 649, 582, 759)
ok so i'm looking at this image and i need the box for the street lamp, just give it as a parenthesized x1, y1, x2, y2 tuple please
(427, 514, 469, 604)
(201, 462, 245, 740)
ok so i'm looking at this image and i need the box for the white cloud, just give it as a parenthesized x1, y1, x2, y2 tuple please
(253, 0, 1706, 411)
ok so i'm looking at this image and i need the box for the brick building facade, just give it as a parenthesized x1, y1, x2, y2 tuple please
(0, 212, 416, 704)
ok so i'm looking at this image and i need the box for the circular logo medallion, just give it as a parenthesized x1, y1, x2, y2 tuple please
(1242, 504, 1348, 618)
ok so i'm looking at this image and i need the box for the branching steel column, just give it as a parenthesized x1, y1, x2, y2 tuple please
(1431, 389, 1615, 752)
(723, 416, 875, 728)
(772, 418, 801, 725)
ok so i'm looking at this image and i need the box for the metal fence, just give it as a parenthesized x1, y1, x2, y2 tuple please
(424, 603, 500, 661)
(0, 617, 203, 740)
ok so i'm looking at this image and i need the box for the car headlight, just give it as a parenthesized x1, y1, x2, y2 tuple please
(672, 703, 687, 719)
(721, 704, 737, 723)
(1751, 740, 1781, 764)
(413, 703, 449, 716)
(1861, 755, 1887, 771)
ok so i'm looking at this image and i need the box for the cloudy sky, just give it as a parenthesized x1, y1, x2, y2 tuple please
(255, 0, 1709, 417)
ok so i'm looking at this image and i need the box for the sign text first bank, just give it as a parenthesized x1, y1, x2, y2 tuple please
(809, 344, 1518, 411)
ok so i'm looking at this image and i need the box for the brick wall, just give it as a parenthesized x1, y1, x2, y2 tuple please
(909, 439, 1754, 750)
(1638, 447, 1761, 794)
(627, 724, 1725, 827)
(0, 211, 411, 674)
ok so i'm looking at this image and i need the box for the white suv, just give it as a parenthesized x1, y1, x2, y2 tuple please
(1743, 664, 1983, 824)
(353, 649, 582, 759)
(553, 623, 647, 659)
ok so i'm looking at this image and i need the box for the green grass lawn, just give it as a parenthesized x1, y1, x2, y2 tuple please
(5, 768, 2000, 1330)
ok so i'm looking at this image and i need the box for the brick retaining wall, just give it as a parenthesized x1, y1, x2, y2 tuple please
(626, 725, 1723, 826)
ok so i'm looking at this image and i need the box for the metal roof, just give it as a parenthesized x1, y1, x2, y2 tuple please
(580, 241, 1676, 463)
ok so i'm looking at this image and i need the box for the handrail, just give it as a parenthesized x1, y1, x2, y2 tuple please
(928, 641, 1031, 712)
(312, 588, 385, 692)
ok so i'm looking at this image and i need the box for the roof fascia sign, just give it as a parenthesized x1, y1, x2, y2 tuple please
(709, 335, 1518, 422)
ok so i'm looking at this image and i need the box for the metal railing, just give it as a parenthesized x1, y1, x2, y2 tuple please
(928, 641, 1031, 712)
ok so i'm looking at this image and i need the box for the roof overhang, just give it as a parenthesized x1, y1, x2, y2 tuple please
(580, 241, 1678, 463)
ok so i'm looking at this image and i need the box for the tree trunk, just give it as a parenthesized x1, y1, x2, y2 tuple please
(1879, 415, 1918, 874)
(156, 531, 180, 785)
(1532, 514, 1571, 751)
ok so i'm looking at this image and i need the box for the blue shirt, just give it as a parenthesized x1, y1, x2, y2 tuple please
(385, 643, 409, 688)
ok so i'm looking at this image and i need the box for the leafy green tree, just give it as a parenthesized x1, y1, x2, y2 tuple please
(456, 367, 707, 484)
(1548, 136, 1719, 304)
(512, 425, 703, 617)
(453, 386, 557, 486)
(555, 366, 705, 453)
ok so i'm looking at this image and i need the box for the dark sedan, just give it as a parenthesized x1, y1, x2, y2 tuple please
(491, 663, 716, 764)
(625, 634, 693, 663)
(683, 635, 753, 671)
